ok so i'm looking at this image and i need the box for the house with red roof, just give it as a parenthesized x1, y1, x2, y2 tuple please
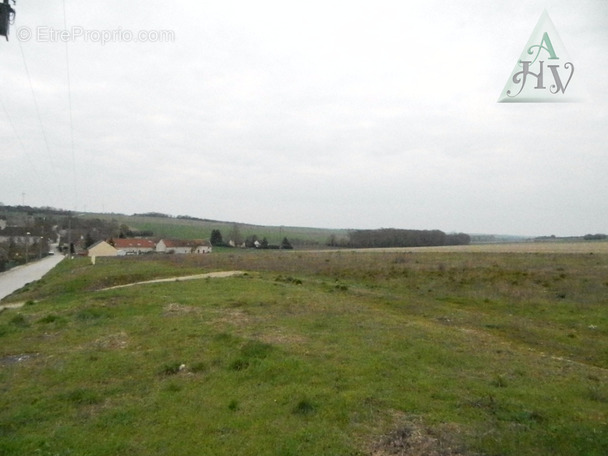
(111, 238, 156, 255)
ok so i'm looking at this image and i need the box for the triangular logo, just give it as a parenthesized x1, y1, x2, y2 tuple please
(498, 10, 578, 103)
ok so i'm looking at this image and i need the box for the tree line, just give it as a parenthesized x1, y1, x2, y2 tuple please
(583, 233, 607, 241)
(210, 229, 293, 249)
(346, 228, 470, 248)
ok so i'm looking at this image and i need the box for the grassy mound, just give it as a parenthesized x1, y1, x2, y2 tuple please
(1, 251, 607, 455)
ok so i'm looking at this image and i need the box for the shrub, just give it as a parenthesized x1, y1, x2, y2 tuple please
(63, 388, 102, 405)
(190, 362, 208, 373)
(240, 340, 273, 359)
(75, 307, 107, 321)
(38, 314, 60, 324)
(159, 362, 183, 376)
(228, 399, 239, 411)
(9, 314, 29, 328)
(229, 359, 249, 371)
(293, 398, 316, 416)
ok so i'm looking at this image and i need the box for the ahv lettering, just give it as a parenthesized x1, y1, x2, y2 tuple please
(507, 32, 574, 98)
(498, 11, 578, 103)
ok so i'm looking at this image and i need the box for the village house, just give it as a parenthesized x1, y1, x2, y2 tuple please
(193, 240, 212, 254)
(156, 239, 212, 254)
(112, 238, 156, 255)
(87, 240, 118, 257)
(0, 227, 43, 246)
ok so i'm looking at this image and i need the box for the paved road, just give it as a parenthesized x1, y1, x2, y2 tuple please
(0, 254, 65, 302)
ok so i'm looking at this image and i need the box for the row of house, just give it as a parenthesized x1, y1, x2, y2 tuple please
(87, 238, 212, 257)
(0, 226, 50, 245)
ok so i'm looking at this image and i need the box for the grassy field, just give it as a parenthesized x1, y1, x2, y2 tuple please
(1, 247, 607, 455)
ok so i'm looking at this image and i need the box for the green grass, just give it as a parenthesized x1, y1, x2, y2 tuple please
(0, 251, 607, 455)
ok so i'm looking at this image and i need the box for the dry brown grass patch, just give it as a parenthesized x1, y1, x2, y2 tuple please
(92, 331, 129, 350)
(163, 302, 199, 316)
(370, 418, 475, 456)
(258, 329, 308, 347)
(212, 308, 253, 328)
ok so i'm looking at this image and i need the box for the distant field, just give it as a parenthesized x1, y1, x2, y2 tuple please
(340, 241, 608, 254)
(1, 249, 607, 455)
(83, 212, 608, 253)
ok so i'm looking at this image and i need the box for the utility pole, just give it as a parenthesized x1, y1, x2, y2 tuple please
(25, 231, 30, 263)
(68, 212, 72, 259)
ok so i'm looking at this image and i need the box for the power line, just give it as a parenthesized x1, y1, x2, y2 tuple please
(17, 37, 66, 203)
(0, 92, 44, 185)
(62, 0, 78, 210)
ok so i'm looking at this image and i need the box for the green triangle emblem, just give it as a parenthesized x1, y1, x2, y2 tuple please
(498, 10, 578, 103)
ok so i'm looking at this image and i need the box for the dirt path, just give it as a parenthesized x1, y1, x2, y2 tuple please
(0, 271, 246, 311)
(0, 302, 27, 312)
(99, 270, 246, 291)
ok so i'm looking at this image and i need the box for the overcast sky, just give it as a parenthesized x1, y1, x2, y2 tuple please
(1, 0, 607, 236)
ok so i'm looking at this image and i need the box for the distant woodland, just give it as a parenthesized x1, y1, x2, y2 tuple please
(345, 229, 471, 248)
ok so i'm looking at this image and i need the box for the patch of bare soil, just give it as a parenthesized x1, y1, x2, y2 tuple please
(371, 421, 477, 456)
(163, 302, 200, 316)
(212, 308, 252, 327)
(258, 330, 308, 347)
(0, 302, 26, 311)
(0, 353, 40, 366)
(91, 331, 129, 350)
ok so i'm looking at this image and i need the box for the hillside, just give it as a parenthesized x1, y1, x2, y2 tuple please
(87, 212, 349, 248)
(0, 205, 469, 250)
(1, 250, 607, 455)
(3, 205, 604, 254)
(0, 205, 350, 254)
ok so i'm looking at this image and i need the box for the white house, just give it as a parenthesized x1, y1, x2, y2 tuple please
(193, 240, 212, 254)
(157, 239, 212, 254)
